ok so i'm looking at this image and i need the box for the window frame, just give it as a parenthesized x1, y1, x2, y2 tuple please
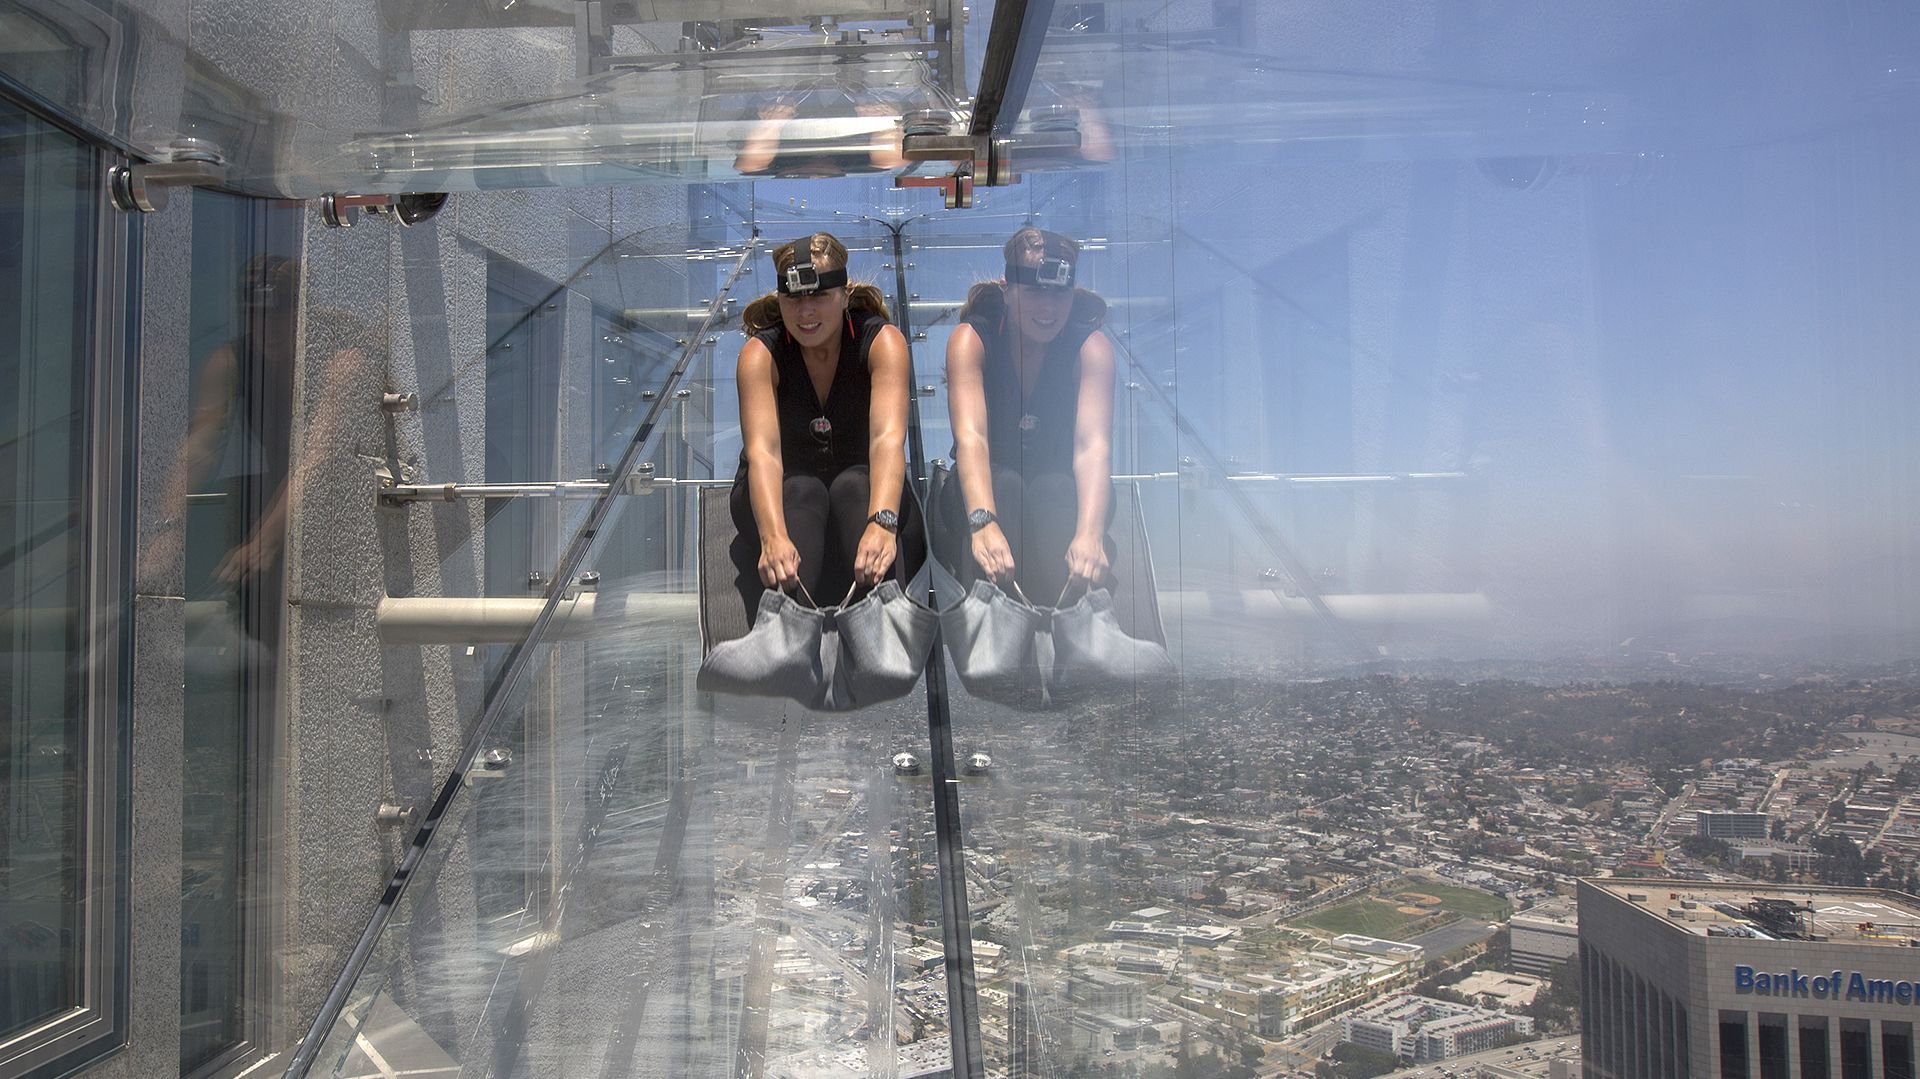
(0, 97, 137, 1079)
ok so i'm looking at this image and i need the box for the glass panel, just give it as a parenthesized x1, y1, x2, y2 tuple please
(938, 5, 1920, 1075)
(172, 188, 299, 1073)
(1801, 1017, 1831, 1079)
(0, 0, 967, 196)
(287, 193, 959, 1079)
(0, 94, 100, 1044)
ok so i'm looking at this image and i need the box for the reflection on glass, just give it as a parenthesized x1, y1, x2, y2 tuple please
(731, 88, 908, 180)
(172, 199, 296, 1073)
(940, 227, 1116, 603)
(0, 94, 95, 1045)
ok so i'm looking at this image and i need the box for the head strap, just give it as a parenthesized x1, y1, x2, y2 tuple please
(1006, 257, 1074, 290)
(778, 262, 849, 295)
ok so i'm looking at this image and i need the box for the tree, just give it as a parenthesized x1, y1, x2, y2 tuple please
(1317, 1042, 1402, 1079)
(1814, 834, 1869, 887)
(1679, 835, 1734, 865)
(1484, 926, 1512, 970)
(1528, 955, 1582, 1031)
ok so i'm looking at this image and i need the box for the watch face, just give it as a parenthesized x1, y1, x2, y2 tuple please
(968, 509, 995, 531)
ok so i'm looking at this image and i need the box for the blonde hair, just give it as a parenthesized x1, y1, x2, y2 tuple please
(740, 232, 891, 334)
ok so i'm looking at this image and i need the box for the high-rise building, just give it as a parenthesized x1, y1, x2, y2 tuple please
(1697, 811, 1771, 840)
(1510, 898, 1580, 977)
(1580, 879, 1920, 1078)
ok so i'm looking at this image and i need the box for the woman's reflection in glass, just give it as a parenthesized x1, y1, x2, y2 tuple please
(732, 87, 906, 179)
(941, 227, 1117, 603)
(147, 254, 367, 653)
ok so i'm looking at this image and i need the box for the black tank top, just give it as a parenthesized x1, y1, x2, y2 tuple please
(962, 286, 1105, 476)
(740, 311, 891, 479)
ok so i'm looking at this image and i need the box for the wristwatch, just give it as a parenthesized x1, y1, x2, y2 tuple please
(967, 508, 997, 533)
(868, 508, 900, 533)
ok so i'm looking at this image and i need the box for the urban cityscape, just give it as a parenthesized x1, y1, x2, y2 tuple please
(703, 659, 1920, 1078)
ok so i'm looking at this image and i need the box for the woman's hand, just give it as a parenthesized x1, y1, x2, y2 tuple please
(758, 534, 802, 589)
(854, 523, 897, 586)
(971, 522, 1016, 583)
(215, 527, 283, 584)
(1065, 530, 1109, 585)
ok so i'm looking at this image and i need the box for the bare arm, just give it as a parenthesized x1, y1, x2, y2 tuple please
(737, 338, 802, 588)
(945, 322, 1016, 580)
(219, 344, 367, 582)
(945, 323, 997, 518)
(170, 343, 239, 521)
(1065, 330, 1117, 582)
(853, 324, 910, 584)
(142, 344, 237, 580)
(1071, 330, 1116, 536)
(733, 102, 795, 175)
(864, 325, 910, 516)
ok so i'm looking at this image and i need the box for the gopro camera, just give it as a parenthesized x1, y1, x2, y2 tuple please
(1033, 257, 1073, 288)
(784, 262, 822, 295)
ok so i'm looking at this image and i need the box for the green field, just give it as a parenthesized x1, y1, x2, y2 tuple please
(1413, 881, 1511, 921)
(1292, 878, 1509, 939)
(1297, 898, 1427, 939)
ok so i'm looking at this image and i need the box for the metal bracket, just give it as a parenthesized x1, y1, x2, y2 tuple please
(381, 392, 419, 413)
(897, 167, 977, 209)
(622, 461, 658, 495)
(897, 128, 1029, 208)
(320, 192, 448, 229)
(108, 156, 228, 214)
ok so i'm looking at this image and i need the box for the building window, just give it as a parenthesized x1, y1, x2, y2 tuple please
(172, 189, 300, 1076)
(1884, 1021, 1914, 1079)
(1756, 1013, 1789, 1079)
(1721, 1010, 1751, 1079)
(1839, 1018, 1872, 1079)
(1799, 1017, 1830, 1079)
(0, 94, 133, 1077)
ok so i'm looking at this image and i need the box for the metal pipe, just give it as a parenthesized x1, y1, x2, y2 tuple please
(375, 593, 698, 644)
(368, 589, 1489, 645)
(382, 475, 732, 504)
(618, 294, 1171, 334)
(387, 470, 1471, 505)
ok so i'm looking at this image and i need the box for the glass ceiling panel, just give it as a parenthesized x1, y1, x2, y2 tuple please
(1, 0, 1912, 199)
(0, 0, 968, 195)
